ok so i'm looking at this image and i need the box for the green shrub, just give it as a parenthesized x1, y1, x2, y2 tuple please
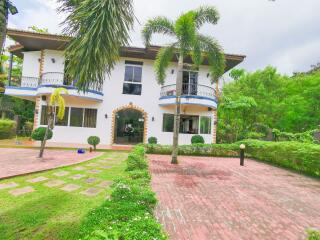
(87, 136, 100, 150)
(307, 230, 320, 240)
(191, 135, 204, 144)
(148, 136, 157, 144)
(238, 140, 320, 177)
(0, 119, 16, 139)
(126, 146, 148, 171)
(245, 131, 265, 140)
(31, 127, 52, 142)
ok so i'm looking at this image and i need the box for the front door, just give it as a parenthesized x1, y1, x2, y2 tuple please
(114, 109, 144, 144)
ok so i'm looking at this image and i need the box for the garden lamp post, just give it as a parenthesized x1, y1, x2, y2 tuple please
(240, 144, 246, 166)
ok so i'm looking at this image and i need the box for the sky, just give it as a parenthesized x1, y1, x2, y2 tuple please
(8, 0, 320, 77)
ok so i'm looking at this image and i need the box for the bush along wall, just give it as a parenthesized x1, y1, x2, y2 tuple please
(79, 146, 167, 240)
(0, 119, 16, 139)
(145, 140, 320, 178)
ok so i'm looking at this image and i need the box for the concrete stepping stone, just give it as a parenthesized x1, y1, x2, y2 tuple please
(44, 180, 65, 187)
(9, 186, 35, 196)
(0, 182, 18, 190)
(60, 184, 81, 192)
(73, 166, 86, 171)
(80, 187, 103, 196)
(70, 174, 86, 180)
(97, 180, 113, 188)
(27, 176, 48, 183)
(85, 178, 98, 184)
(87, 169, 102, 174)
(53, 171, 70, 177)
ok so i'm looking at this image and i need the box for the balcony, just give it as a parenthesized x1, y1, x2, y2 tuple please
(159, 83, 217, 109)
(5, 72, 103, 102)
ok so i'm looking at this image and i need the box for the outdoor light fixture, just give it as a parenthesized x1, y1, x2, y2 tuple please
(104, 114, 108, 119)
(207, 73, 210, 78)
(51, 58, 56, 63)
(8, 1, 18, 15)
(171, 69, 174, 74)
(152, 116, 155, 121)
(240, 144, 246, 166)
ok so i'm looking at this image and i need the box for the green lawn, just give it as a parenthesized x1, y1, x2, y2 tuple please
(0, 151, 128, 240)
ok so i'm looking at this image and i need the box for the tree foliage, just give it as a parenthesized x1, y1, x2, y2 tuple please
(59, 0, 135, 92)
(218, 66, 320, 143)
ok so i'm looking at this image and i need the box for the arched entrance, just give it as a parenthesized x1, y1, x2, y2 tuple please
(114, 108, 145, 144)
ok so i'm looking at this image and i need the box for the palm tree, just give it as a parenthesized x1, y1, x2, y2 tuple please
(0, 1, 18, 54)
(39, 88, 68, 158)
(59, 0, 135, 92)
(142, 6, 225, 164)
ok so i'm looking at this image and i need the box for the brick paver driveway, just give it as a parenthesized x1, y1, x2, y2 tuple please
(149, 155, 320, 240)
(0, 148, 101, 179)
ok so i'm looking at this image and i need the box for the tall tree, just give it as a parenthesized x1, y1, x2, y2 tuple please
(0, 0, 17, 54)
(142, 6, 225, 164)
(59, 0, 135, 92)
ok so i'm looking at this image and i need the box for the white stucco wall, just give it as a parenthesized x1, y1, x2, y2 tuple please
(22, 51, 41, 77)
(32, 50, 217, 145)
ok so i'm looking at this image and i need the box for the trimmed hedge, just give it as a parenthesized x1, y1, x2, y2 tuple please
(239, 140, 320, 177)
(0, 119, 16, 139)
(79, 146, 167, 240)
(145, 140, 320, 177)
(145, 143, 239, 157)
(191, 135, 204, 144)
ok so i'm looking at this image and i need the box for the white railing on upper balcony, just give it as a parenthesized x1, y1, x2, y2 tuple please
(19, 72, 102, 92)
(160, 83, 217, 100)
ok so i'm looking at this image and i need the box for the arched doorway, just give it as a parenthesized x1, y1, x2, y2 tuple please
(114, 108, 145, 144)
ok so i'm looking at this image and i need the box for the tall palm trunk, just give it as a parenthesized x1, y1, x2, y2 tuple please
(0, 0, 8, 55)
(171, 54, 183, 164)
(38, 107, 53, 158)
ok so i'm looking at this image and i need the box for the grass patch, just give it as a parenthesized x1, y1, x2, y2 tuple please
(0, 151, 128, 240)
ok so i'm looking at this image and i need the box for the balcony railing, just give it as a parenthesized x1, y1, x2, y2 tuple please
(160, 83, 217, 99)
(19, 72, 102, 92)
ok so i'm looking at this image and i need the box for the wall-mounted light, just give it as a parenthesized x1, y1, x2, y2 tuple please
(35, 109, 39, 114)
(38, 58, 41, 63)
(214, 120, 218, 125)
(51, 58, 56, 63)
(105, 114, 108, 119)
(171, 69, 174, 74)
(152, 116, 155, 121)
(207, 73, 210, 78)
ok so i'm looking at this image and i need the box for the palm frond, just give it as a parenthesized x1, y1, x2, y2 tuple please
(154, 44, 176, 85)
(142, 16, 175, 47)
(58, 0, 80, 13)
(50, 88, 68, 120)
(193, 6, 220, 29)
(198, 34, 225, 82)
(174, 11, 196, 56)
(191, 38, 202, 67)
(61, 0, 134, 92)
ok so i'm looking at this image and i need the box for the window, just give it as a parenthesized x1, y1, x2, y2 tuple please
(123, 61, 143, 95)
(40, 105, 48, 125)
(70, 107, 83, 127)
(162, 114, 199, 134)
(55, 107, 69, 126)
(180, 115, 199, 134)
(200, 116, 211, 134)
(182, 71, 198, 95)
(162, 114, 174, 132)
(84, 108, 97, 128)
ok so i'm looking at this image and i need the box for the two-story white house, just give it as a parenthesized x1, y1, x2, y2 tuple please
(5, 29, 245, 146)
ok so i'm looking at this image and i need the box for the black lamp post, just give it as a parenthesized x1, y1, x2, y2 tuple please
(240, 144, 245, 166)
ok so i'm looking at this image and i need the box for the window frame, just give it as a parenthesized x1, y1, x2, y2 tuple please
(200, 116, 212, 134)
(122, 61, 143, 95)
